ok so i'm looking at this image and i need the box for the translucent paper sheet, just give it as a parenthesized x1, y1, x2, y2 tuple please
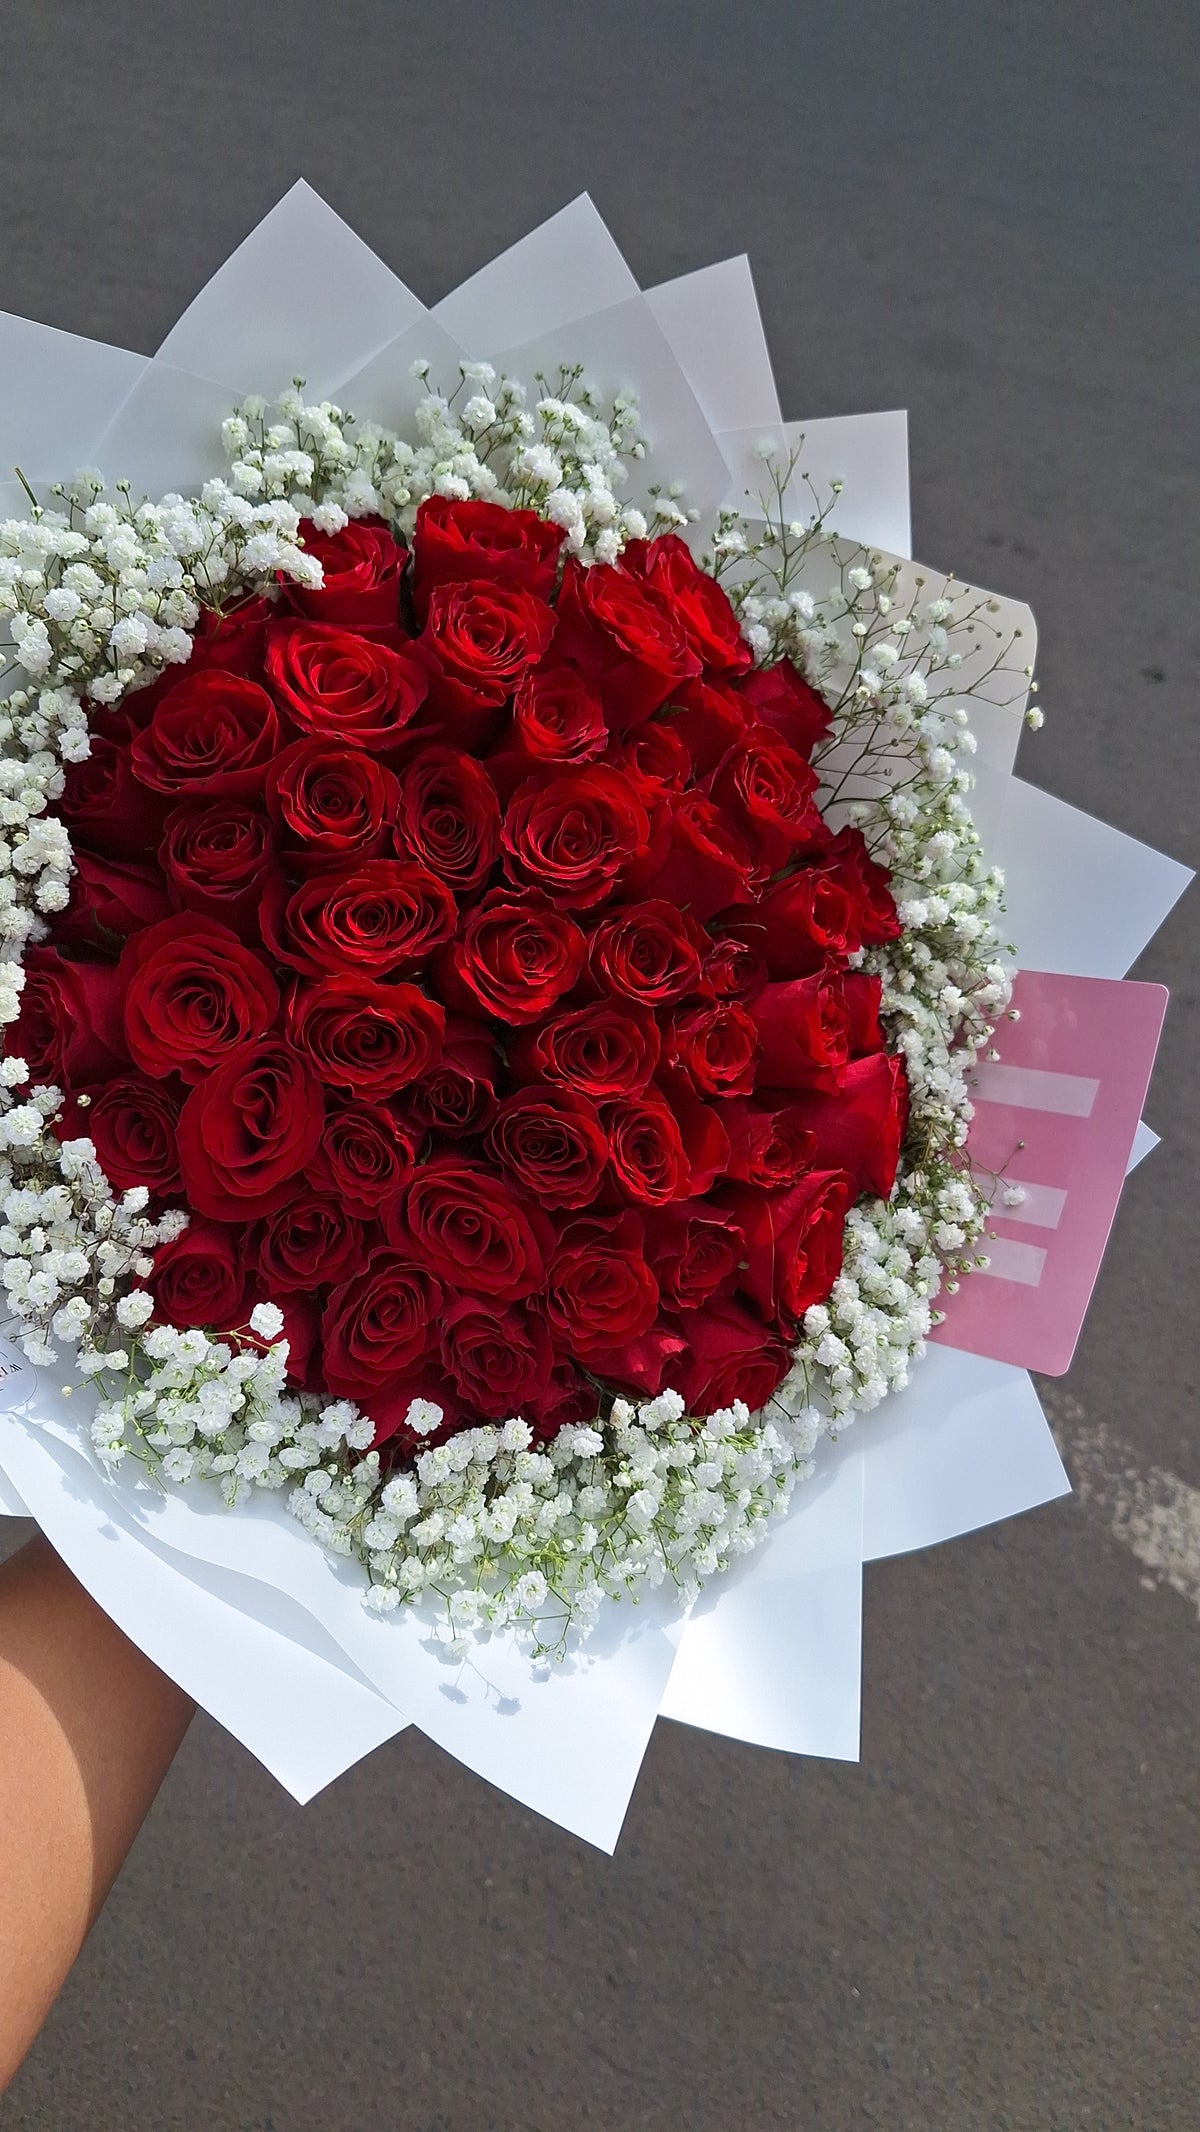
(0, 183, 1188, 1840)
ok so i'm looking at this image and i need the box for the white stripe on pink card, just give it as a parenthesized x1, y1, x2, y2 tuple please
(930, 970, 1168, 1374)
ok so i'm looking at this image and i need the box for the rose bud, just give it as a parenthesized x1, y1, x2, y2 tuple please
(255, 1188, 367, 1292)
(118, 913, 280, 1084)
(306, 1097, 420, 1217)
(10, 948, 128, 1088)
(782, 1053, 909, 1201)
(551, 556, 701, 727)
(265, 620, 428, 754)
(589, 900, 707, 1009)
(719, 1170, 857, 1325)
(603, 1091, 693, 1205)
(439, 1296, 553, 1417)
(642, 1204, 743, 1311)
(409, 496, 564, 621)
(266, 738, 401, 876)
(734, 660, 832, 758)
(55, 850, 172, 946)
(391, 1157, 551, 1303)
(130, 669, 281, 797)
(673, 1296, 793, 1417)
(666, 1001, 760, 1098)
(420, 580, 556, 742)
(288, 974, 444, 1098)
(393, 743, 502, 897)
(509, 999, 660, 1100)
(159, 797, 279, 938)
(482, 665, 609, 802)
(262, 859, 457, 980)
(750, 972, 853, 1092)
(285, 516, 404, 628)
(543, 1209, 660, 1359)
(720, 1099, 817, 1190)
(484, 1086, 609, 1209)
(148, 1221, 251, 1332)
(500, 765, 650, 910)
(176, 1037, 324, 1222)
(441, 890, 585, 1024)
(322, 1249, 443, 1396)
(56, 1074, 183, 1195)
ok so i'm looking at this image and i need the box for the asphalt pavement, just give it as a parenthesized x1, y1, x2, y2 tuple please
(0, 3, 1196, 2125)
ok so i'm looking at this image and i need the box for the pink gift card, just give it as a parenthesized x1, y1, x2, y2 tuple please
(930, 970, 1168, 1374)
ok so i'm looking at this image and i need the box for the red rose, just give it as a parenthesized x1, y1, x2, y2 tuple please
(708, 728, 824, 870)
(444, 890, 585, 1023)
(751, 973, 852, 1091)
(526, 1363, 596, 1438)
(322, 1249, 442, 1395)
(305, 1097, 419, 1216)
(56, 850, 172, 946)
(701, 933, 767, 1003)
(674, 1297, 793, 1416)
(622, 535, 752, 677)
(149, 1221, 250, 1332)
(421, 580, 556, 724)
(266, 738, 401, 876)
(825, 826, 903, 945)
(159, 798, 279, 938)
(130, 669, 281, 797)
(784, 1053, 909, 1201)
(286, 516, 403, 627)
(264, 1293, 323, 1393)
(601, 1325, 691, 1398)
(626, 792, 761, 923)
(176, 1037, 324, 1221)
(544, 1210, 659, 1359)
(843, 972, 887, 1057)
(263, 860, 457, 979)
(393, 744, 501, 896)
(405, 1015, 499, 1136)
(509, 999, 660, 1099)
(501, 765, 649, 909)
(608, 719, 692, 791)
(394, 1158, 550, 1302)
(265, 621, 428, 753)
(720, 1099, 817, 1189)
(604, 1092, 692, 1205)
(255, 1188, 367, 1292)
(119, 914, 280, 1084)
(10, 950, 127, 1086)
(642, 1204, 743, 1310)
(288, 975, 444, 1097)
(721, 1169, 856, 1324)
(724, 862, 858, 980)
(60, 712, 164, 859)
(186, 596, 273, 678)
(513, 664, 607, 764)
(410, 497, 564, 621)
(666, 1002, 759, 1098)
(661, 678, 749, 777)
(652, 1069, 731, 1196)
(484, 1086, 608, 1209)
(589, 899, 707, 1008)
(58, 1074, 183, 1194)
(552, 557, 701, 725)
(439, 1295, 553, 1416)
(735, 661, 832, 758)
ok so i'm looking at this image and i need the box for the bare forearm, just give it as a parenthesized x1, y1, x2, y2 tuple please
(0, 1534, 193, 2088)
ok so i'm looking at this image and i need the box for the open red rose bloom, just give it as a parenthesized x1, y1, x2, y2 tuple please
(19, 500, 909, 1453)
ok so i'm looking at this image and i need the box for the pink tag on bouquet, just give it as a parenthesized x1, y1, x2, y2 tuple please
(930, 970, 1168, 1374)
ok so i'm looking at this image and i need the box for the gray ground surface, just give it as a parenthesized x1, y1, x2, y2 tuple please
(0, 3, 1196, 2125)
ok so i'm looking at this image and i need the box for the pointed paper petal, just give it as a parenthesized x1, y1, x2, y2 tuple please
(490, 297, 731, 520)
(333, 316, 471, 430)
(646, 258, 782, 432)
(87, 362, 233, 497)
(861, 1346, 1068, 1562)
(660, 1435, 864, 1761)
(434, 195, 638, 351)
(0, 1412, 407, 1801)
(0, 311, 147, 486)
(1127, 1120, 1160, 1170)
(155, 180, 424, 397)
(785, 412, 912, 558)
(992, 777, 1192, 977)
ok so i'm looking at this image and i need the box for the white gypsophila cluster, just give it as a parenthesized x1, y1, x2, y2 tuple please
(220, 371, 686, 562)
(0, 381, 1035, 1648)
